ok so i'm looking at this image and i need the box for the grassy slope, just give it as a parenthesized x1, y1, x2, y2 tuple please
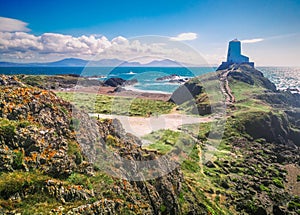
(143, 67, 300, 214)
(1, 71, 299, 214)
(57, 92, 175, 117)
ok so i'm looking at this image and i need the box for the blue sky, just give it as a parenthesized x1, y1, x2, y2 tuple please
(0, 0, 300, 66)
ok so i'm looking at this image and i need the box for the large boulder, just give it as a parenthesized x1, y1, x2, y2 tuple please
(104, 78, 138, 87)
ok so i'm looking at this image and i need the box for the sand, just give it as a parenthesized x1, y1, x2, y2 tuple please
(56, 86, 171, 101)
(59, 86, 213, 138)
(90, 113, 213, 138)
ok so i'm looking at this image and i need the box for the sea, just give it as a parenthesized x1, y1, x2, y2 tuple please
(0, 66, 299, 94)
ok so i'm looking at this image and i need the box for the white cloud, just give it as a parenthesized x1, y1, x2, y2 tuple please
(111, 36, 128, 45)
(170, 32, 198, 41)
(0, 32, 207, 65)
(241, 38, 264, 44)
(0, 31, 115, 60)
(0, 17, 30, 32)
(0, 17, 206, 65)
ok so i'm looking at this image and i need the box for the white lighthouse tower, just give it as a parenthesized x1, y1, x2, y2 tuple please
(217, 39, 254, 70)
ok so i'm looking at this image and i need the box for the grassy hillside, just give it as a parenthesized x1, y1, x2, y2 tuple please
(0, 66, 299, 215)
(57, 92, 175, 117)
(146, 64, 300, 214)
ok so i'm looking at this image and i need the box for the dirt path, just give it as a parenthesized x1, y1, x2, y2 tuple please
(285, 164, 300, 195)
(220, 69, 235, 104)
(90, 113, 214, 138)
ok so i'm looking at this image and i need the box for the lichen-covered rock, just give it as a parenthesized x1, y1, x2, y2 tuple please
(0, 84, 94, 177)
(0, 75, 198, 214)
(45, 179, 94, 203)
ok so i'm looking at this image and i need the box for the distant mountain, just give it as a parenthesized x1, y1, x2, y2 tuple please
(144, 59, 181, 67)
(46, 58, 88, 66)
(0, 58, 88, 67)
(0, 58, 193, 67)
(89, 58, 124, 67)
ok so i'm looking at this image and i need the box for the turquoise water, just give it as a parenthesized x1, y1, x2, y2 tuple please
(0, 66, 298, 93)
(0, 67, 215, 93)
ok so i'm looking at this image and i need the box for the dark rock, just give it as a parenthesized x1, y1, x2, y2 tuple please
(205, 161, 216, 168)
(169, 78, 189, 83)
(273, 205, 288, 215)
(104, 78, 138, 87)
(124, 78, 138, 86)
(156, 74, 179, 81)
(243, 112, 300, 147)
(220, 180, 230, 189)
(228, 71, 254, 85)
(169, 81, 203, 105)
(104, 77, 126, 87)
(256, 206, 268, 215)
(113, 86, 126, 92)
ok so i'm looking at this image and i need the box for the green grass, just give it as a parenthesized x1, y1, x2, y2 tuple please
(67, 141, 83, 165)
(0, 119, 32, 144)
(143, 129, 180, 146)
(143, 141, 173, 155)
(17, 75, 45, 87)
(288, 201, 300, 210)
(12, 150, 24, 169)
(229, 79, 265, 102)
(259, 184, 270, 192)
(0, 169, 118, 213)
(228, 78, 273, 115)
(142, 129, 196, 155)
(297, 175, 300, 182)
(180, 122, 212, 140)
(56, 92, 175, 117)
(67, 173, 93, 190)
(0, 171, 49, 199)
(272, 177, 284, 188)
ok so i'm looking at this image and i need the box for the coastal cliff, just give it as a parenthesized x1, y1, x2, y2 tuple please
(169, 64, 300, 214)
(0, 75, 210, 214)
(0, 64, 299, 214)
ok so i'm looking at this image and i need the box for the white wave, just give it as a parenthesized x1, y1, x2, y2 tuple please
(125, 71, 136, 75)
(123, 85, 172, 94)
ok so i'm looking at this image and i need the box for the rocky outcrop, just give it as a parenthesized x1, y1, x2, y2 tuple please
(168, 64, 300, 214)
(229, 64, 276, 91)
(169, 80, 203, 105)
(45, 179, 94, 203)
(0, 75, 207, 214)
(156, 74, 189, 83)
(0, 84, 91, 177)
(18, 74, 103, 90)
(1, 67, 299, 215)
(156, 74, 179, 81)
(257, 91, 300, 109)
(242, 112, 300, 147)
(104, 77, 137, 87)
(169, 79, 212, 115)
(0, 75, 25, 87)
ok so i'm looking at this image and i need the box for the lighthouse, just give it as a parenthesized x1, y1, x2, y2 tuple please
(217, 39, 254, 70)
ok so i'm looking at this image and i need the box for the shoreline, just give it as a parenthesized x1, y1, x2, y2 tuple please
(54, 86, 172, 101)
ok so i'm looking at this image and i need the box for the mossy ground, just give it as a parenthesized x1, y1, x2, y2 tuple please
(141, 68, 300, 214)
(1, 70, 299, 214)
(57, 92, 175, 117)
(0, 169, 119, 214)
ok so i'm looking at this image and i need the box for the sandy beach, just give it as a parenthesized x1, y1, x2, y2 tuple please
(89, 112, 213, 138)
(55, 86, 171, 101)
